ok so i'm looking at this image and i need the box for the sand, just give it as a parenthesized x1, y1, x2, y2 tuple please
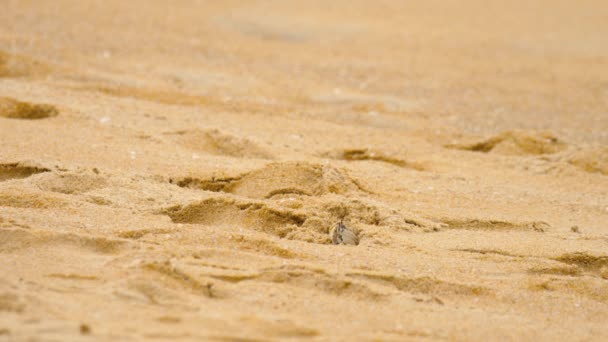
(1, 1, 608, 340)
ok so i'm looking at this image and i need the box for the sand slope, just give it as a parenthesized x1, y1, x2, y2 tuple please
(1, 1, 608, 340)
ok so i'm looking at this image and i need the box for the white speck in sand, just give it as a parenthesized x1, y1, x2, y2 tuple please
(192, 153, 200, 160)
(130, 151, 137, 160)
(99, 116, 111, 124)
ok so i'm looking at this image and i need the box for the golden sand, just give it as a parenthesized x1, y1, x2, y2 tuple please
(1, 1, 608, 340)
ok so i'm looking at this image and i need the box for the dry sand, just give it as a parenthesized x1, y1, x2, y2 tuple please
(1, 1, 608, 340)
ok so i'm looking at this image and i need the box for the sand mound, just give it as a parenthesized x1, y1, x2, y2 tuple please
(175, 161, 364, 198)
(226, 162, 362, 198)
(446, 130, 567, 155)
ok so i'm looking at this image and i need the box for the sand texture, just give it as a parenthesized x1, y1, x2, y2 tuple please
(1, 1, 608, 340)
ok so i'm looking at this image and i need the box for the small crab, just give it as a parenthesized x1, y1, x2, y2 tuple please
(331, 220, 359, 245)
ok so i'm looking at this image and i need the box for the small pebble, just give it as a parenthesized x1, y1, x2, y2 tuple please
(571, 225, 580, 233)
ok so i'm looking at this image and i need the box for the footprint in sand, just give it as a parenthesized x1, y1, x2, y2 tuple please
(162, 197, 311, 241)
(322, 148, 427, 171)
(166, 161, 441, 244)
(445, 130, 566, 155)
(0, 163, 49, 182)
(166, 128, 273, 159)
(0, 97, 58, 120)
(34, 172, 107, 195)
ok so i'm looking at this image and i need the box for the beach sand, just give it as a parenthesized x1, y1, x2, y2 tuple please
(1, 1, 608, 340)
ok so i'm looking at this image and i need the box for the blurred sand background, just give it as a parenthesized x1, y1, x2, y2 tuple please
(1, 0, 608, 340)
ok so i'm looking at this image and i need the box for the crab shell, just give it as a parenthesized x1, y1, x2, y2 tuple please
(331, 223, 359, 245)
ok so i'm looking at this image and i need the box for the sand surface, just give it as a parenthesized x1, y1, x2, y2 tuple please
(1, 1, 608, 340)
